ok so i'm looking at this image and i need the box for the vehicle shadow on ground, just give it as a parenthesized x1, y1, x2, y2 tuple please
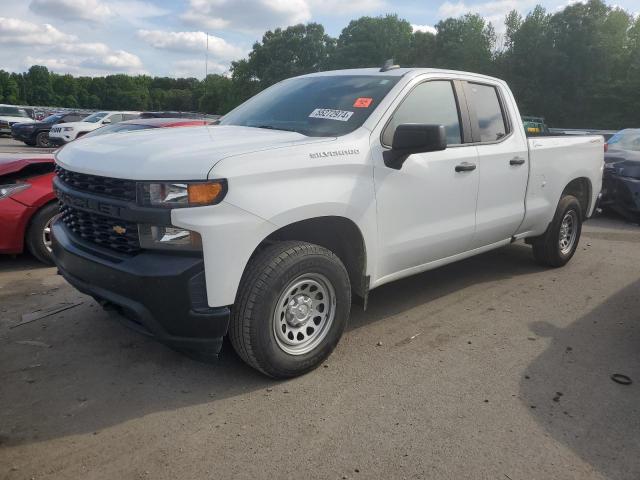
(520, 279, 640, 480)
(351, 242, 543, 330)
(1, 243, 545, 447)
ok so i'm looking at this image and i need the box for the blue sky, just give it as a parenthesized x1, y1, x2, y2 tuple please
(1, 0, 638, 78)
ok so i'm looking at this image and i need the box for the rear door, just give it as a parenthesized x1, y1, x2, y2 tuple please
(464, 82, 529, 248)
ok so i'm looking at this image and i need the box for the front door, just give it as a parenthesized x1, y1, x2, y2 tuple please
(372, 80, 480, 281)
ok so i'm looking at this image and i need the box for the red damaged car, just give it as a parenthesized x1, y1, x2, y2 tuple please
(0, 154, 57, 264)
(0, 118, 215, 264)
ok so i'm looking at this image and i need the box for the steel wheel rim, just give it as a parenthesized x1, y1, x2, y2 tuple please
(559, 210, 578, 255)
(272, 273, 336, 355)
(43, 218, 53, 252)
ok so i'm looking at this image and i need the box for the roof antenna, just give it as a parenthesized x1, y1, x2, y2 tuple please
(380, 58, 400, 72)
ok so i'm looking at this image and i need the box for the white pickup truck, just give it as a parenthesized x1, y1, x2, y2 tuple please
(51, 67, 604, 377)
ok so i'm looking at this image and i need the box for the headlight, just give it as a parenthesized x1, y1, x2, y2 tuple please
(62, 127, 74, 132)
(0, 183, 30, 199)
(138, 224, 202, 251)
(138, 180, 227, 208)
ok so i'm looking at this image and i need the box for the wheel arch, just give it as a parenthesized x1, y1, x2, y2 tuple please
(561, 177, 592, 218)
(251, 216, 369, 301)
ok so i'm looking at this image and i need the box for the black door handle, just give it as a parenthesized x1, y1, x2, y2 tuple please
(455, 162, 477, 172)
(510, 157, 526, 165)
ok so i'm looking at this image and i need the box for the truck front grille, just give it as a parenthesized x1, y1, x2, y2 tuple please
(55, 165, 137, 202)
(59, 204, 141, 254)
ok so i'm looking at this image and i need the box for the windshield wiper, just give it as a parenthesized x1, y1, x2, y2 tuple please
(249, 124, 308, 135)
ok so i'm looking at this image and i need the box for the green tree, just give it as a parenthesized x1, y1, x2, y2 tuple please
(237, 23, 335, 87)
(331, 14, 413, 68)
(433, 14, 495, 73)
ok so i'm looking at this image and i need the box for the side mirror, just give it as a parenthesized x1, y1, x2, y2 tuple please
(102, 118, 111, 124)
(384, 124, 447, 170)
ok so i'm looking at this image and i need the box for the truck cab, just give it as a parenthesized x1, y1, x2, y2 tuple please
(51, 68, 604, 377)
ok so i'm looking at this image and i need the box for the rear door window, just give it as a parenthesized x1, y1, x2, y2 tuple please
(466, 83, 509, 142)
(108, 114, 123, 123)
(382, 81, 462, 146)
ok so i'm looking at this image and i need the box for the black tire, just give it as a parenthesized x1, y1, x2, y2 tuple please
(35, 131, 50, 148)
(229, 241, 351, 378)
(26, 203, 58, 265)
(531, 195, 582, 267)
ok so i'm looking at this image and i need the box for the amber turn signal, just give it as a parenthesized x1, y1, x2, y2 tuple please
(187, 182, 225, 205)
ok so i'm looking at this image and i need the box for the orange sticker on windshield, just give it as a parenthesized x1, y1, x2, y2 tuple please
(353, 97, 373, 108)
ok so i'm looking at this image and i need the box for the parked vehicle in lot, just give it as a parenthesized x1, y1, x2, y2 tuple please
(0, 154, 57, 264)
(0, 105, 35, 136)
(11, 112, 86, 147)
(51, 67, 604, 377)
(80, 117, 214, 139)
(140, 111, 221, 121)
(601, 128, 640, 221)
(522, 115, 550, 136)
(48, 111, 140, 145)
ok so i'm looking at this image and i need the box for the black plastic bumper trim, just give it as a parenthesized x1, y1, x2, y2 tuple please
(52, 219, 229, 354)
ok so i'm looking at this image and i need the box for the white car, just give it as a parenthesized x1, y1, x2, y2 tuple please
(0, 104, 35, 135)
(51, 67, 604, 378)
(48, 111, 140, 145)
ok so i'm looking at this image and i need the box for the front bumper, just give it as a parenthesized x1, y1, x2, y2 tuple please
(601, 172, 640, 219)
(51, 218, 230, 354)
(0, 198, 32, 254)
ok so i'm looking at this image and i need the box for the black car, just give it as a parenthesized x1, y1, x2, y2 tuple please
(601, 129, 640, 222)
(11, 112, 87, 148)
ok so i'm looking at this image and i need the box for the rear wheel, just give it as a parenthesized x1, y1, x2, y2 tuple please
(531, 195, 582, 267)
(35, 131, 50, 148)
(229, 241, 351, 378)
(26, 203, 58, 265)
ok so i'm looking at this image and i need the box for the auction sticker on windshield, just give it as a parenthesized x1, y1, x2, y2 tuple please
(309, 108, 354, 122)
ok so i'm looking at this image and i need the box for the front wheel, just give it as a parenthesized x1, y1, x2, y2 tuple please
(229, 241, 351, 378)
(35, 131, 50, 148)
(531, 195, 582, 267)
(26, 203, 58, 265)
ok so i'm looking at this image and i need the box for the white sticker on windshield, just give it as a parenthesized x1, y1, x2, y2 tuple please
(309, 108, 354, 122)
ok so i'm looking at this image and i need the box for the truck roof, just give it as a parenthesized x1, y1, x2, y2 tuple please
(298, 67, 504, 84)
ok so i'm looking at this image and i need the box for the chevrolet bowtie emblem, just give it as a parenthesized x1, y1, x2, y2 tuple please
(112, 225, 127, 235)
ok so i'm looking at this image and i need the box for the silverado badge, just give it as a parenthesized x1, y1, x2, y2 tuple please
(112, 225, 127, 235)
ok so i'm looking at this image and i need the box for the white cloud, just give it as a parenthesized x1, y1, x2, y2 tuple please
(137, 30, 244, 59)
(109, 0, 170, 19)
(306, 0, 387, 15)
(412, 24, 437, 34)
(181, 0, 311, 32)
(438, 0, 537, 30)
(0, 17, 76, 45)
(29, 0, 112, 22)
(25, 50, 144, 75)
(55, 42, 111, 55)
(173, 59, 230, 78)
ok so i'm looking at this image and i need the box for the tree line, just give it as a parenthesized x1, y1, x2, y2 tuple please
(1, 0, 638, 129)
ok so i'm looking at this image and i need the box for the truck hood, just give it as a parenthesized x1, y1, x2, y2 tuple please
(55, 125, 333, 180)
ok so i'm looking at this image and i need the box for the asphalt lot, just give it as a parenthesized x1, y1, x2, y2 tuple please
(0, 135, 57, 154)
(0, 212, 638, 479)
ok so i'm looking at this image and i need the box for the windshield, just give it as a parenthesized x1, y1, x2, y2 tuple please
(43, 114, 64, 123)
(82, 123, 152, 139)
(220, 75, 400, 137)
(82, 112, 108, 123)
(608, 130, 640, 152)
(0, 106, 29, 117)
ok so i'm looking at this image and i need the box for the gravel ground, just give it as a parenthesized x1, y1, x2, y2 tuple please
(0, 214, 638, 480)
